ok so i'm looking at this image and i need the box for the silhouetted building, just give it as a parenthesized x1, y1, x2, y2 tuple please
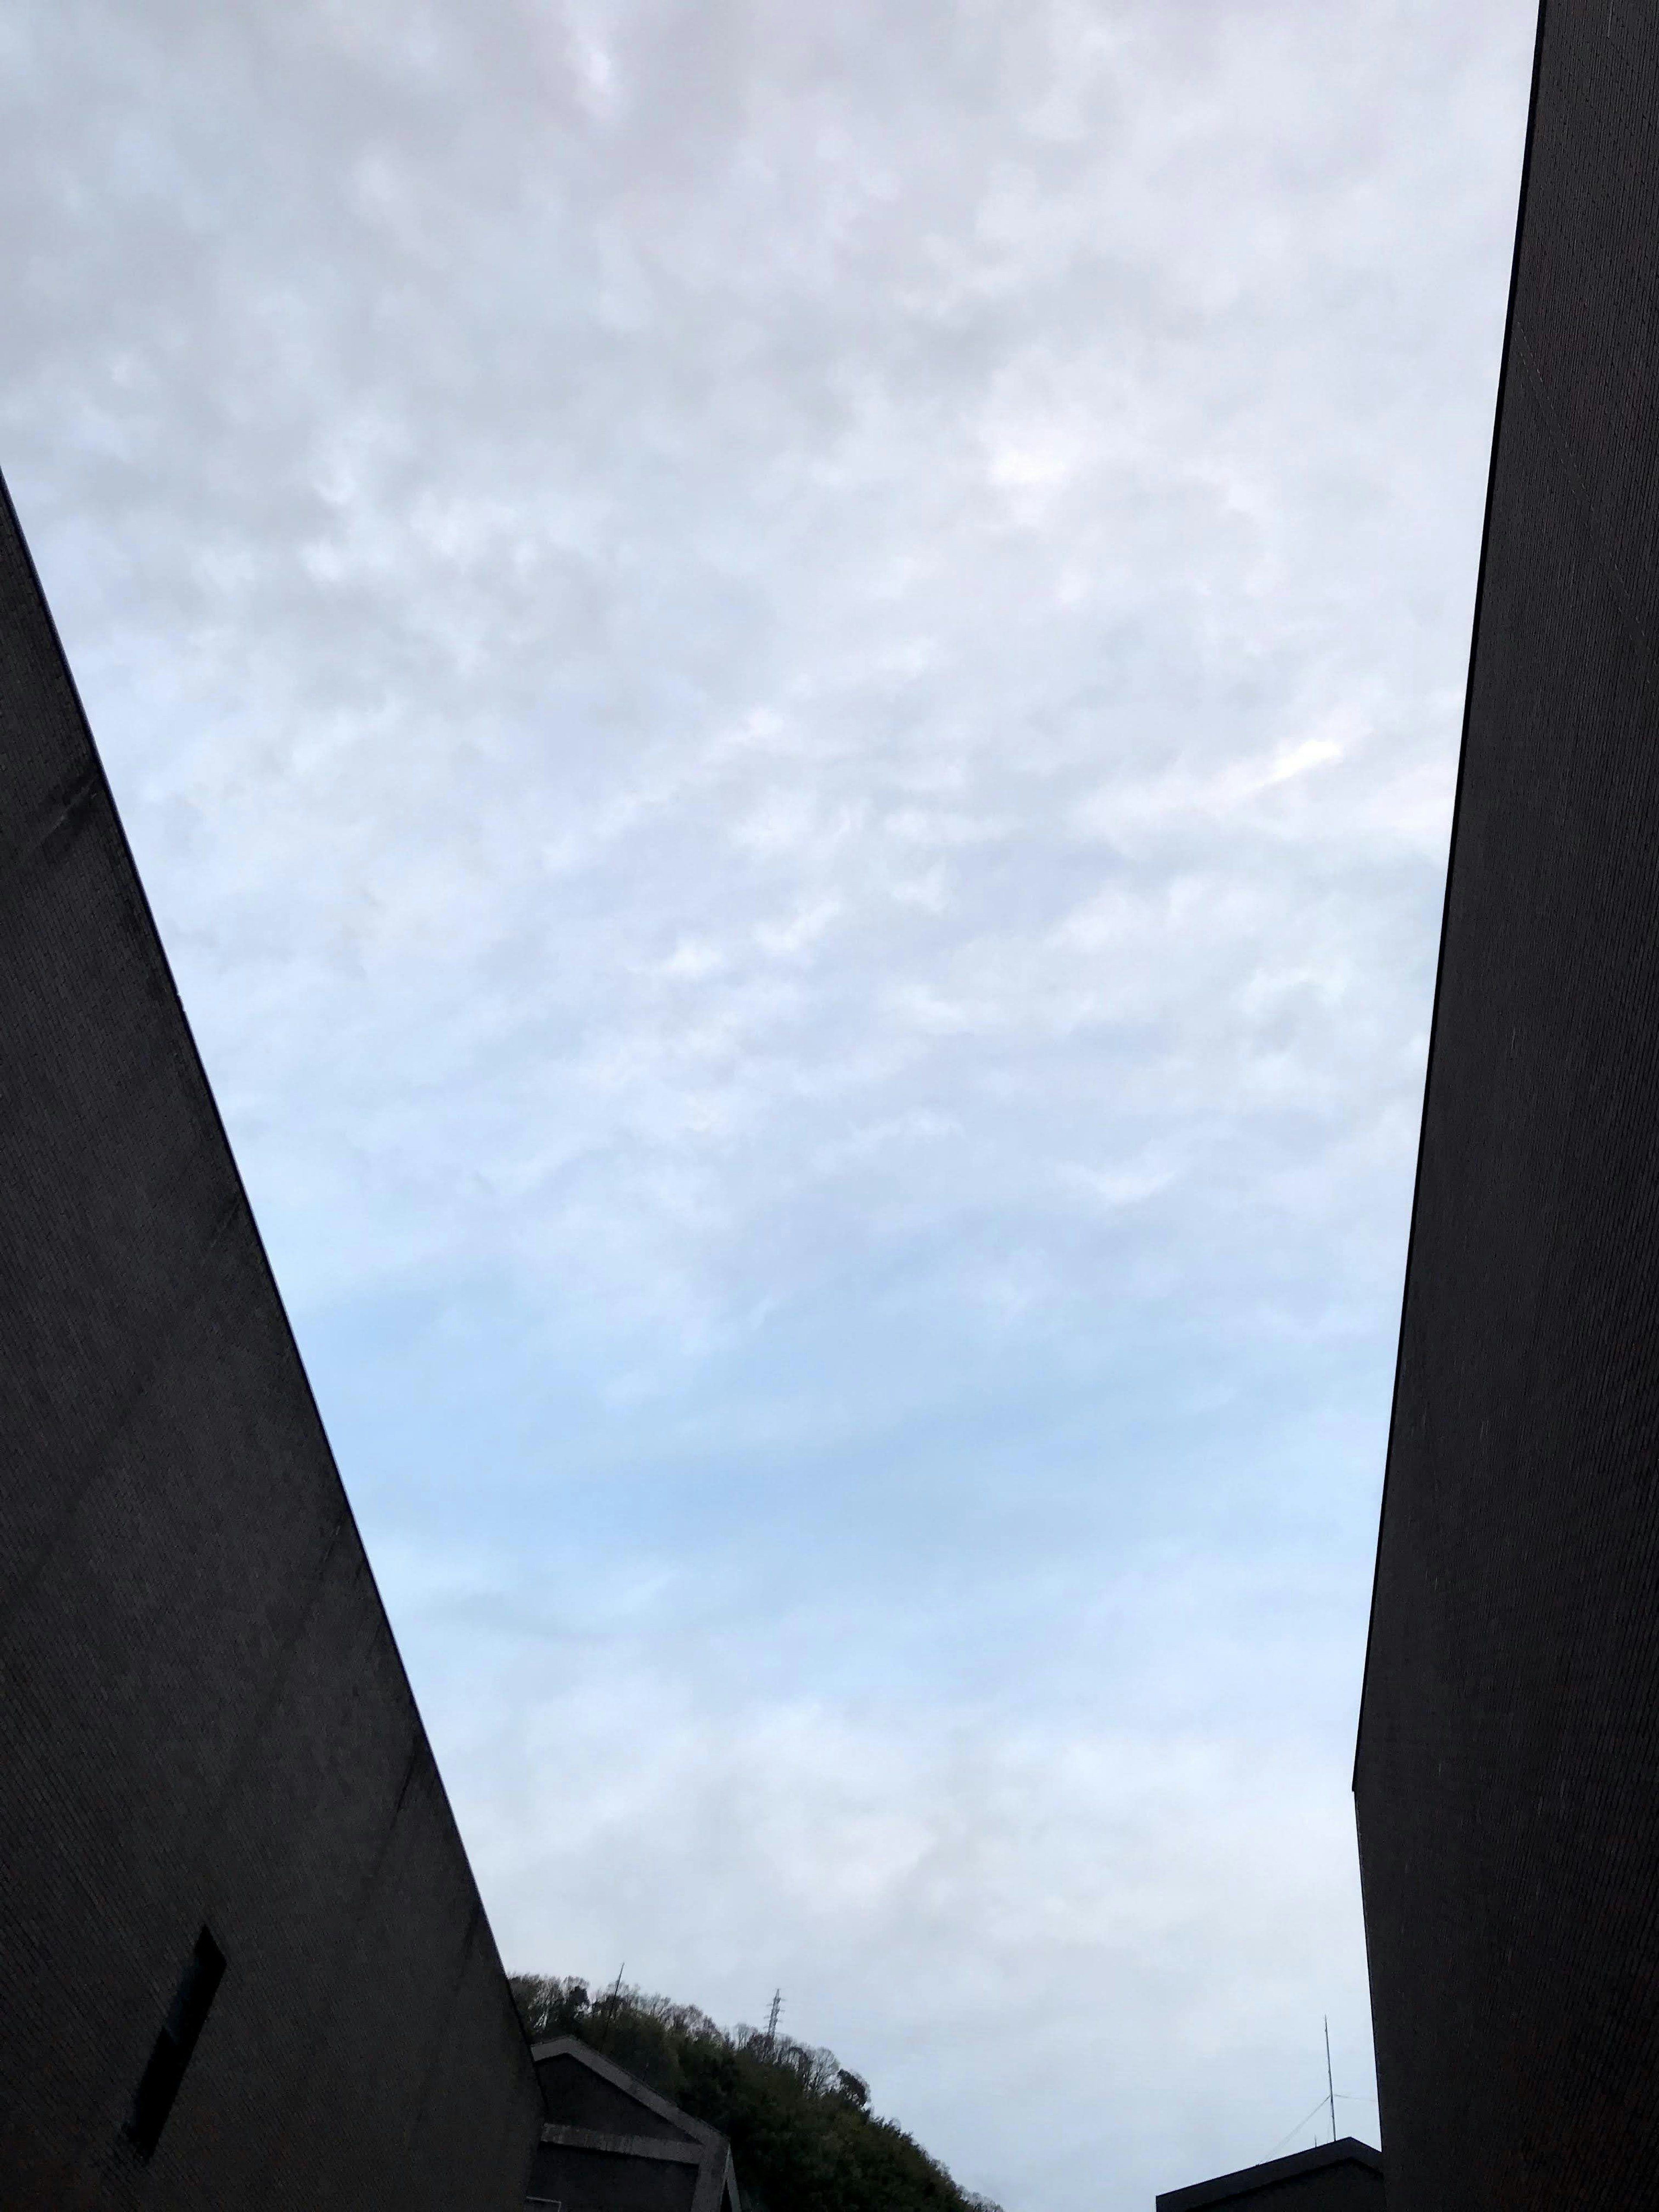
(1355, 3, 1659, 2205)
(528, 2039, 741, 2212)
(0, 462, 541, 2204)
(1155, 2139, 1382, 2212)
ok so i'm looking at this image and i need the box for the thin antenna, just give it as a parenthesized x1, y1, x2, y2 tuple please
(605, 1964, 626, 2018)
(1324, 2017, 1336, 2146)
(765, 1989, 783, 2049)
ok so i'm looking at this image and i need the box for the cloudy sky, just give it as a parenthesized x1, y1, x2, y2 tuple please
(3, 1, 1535, 2203)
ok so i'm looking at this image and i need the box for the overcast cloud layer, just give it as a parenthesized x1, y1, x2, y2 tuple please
(1, 3, 1535, 2205)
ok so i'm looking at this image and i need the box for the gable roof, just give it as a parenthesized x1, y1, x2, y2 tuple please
(530, 2036, 719, 2148)
(526, 2036, 741, 2212)
(1156, 2136, 1383, 2210)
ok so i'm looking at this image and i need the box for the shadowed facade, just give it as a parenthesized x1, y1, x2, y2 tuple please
(1356, 3, 1659, 2204)
(0, 467, 542, 2206)
(527, 2039, 741, 2212)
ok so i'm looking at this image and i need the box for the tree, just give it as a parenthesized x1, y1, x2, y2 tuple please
(509, 1974, 1004, 2212)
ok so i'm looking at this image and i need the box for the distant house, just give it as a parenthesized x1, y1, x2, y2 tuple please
(1155, 2137, 1383, 2210)
(526, 2037, 741, 2212)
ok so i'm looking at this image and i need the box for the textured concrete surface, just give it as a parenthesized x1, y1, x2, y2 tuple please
(1356, 5, 1659, 2206)
(0, 468, 541, 2208)
(528, 2040, 739, 2212)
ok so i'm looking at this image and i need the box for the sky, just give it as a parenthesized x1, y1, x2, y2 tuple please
(1, 2, 1536, 2205)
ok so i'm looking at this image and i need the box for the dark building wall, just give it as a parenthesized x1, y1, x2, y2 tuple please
(1185, 2180, 1376, 2212)
(527, 2139, 701, 2212)
(0, 470, 543, 2208)
(535, 2053, 702, 2144)
(1355, 5, 1659, 2206)
(528, 2042, 737, 2212)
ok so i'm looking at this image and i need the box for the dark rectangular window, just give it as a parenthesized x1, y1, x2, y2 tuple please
(126, 1927, 226, 2158)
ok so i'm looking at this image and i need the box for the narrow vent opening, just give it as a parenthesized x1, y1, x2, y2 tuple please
(126, 1927, 226, 2158)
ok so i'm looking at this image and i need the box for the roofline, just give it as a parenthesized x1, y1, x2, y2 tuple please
(1155, 2136, 1382, 2211)
(528, 2035, 724, 2153)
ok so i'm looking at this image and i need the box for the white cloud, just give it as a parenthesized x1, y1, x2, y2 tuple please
(0, 0, 1537, 2204)
(407, 1552, 1378, 2212)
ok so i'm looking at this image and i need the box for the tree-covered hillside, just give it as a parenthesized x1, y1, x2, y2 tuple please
(510, 1975, 1001, 2212)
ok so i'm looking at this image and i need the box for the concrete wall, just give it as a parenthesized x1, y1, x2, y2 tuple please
(527, 2140, 702, 2212)
(0, 469, 542, 2209)
(528, 2043, 733, 2212)
(1355, 4, 1659, 2204)
(534, 2054, 702, 2145)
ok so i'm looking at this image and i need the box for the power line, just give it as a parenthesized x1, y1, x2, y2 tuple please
(1265, 2096, 1336, 2162)
(1264, 2079, 1374, 2163)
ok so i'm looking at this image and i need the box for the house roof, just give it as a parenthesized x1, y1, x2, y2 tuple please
(529, 2036, 723, 2148)
(527, 2035, 741, 2212)
(1155, 2136, 1383, 2210)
